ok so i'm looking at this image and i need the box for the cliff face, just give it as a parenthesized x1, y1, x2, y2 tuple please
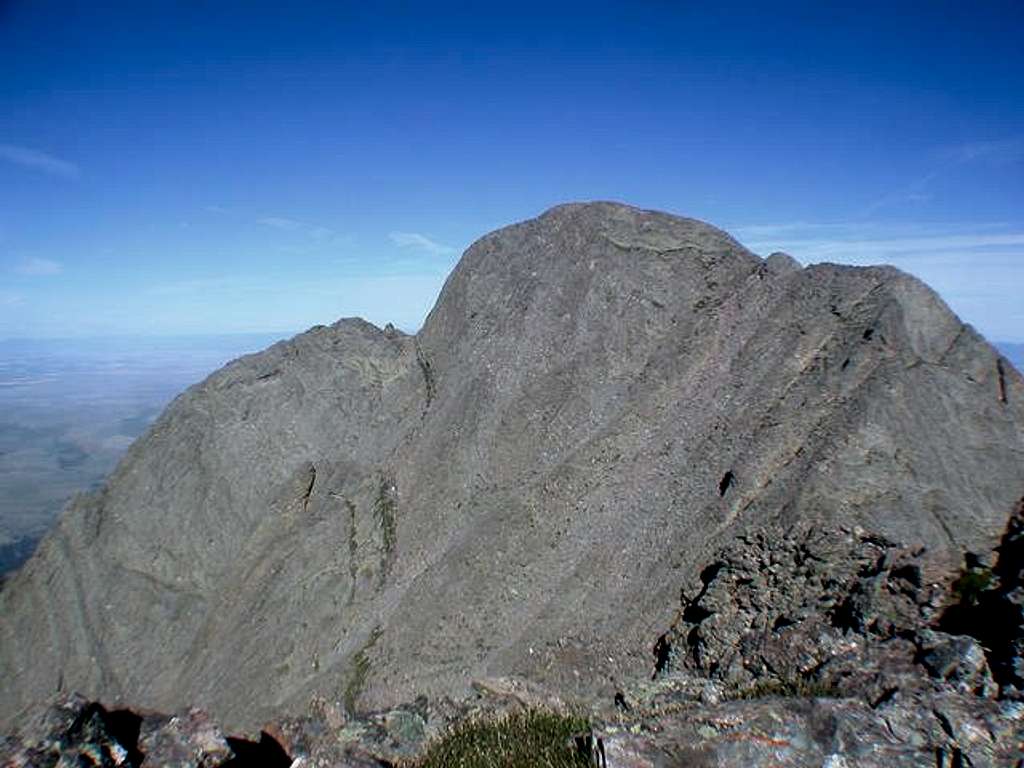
(2, 202, 1022, 732)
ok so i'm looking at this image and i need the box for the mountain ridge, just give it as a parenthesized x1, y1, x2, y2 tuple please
(2, 201, 1022, 734)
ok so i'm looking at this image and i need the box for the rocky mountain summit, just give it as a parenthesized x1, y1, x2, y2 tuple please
(1, 202, 1023, 765)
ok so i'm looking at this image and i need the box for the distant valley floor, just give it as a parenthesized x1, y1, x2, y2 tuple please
(0, 333, 287, 575)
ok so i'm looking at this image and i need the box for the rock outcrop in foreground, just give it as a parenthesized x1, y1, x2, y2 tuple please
(4, 509, 1024, 766)
(1, 202, 1023, 761)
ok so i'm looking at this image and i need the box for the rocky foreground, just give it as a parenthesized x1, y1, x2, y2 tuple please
(4, 503, 1023, 766)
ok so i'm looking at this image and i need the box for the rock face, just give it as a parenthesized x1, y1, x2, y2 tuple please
(2, 202, 1023, 734)
(8, 514, 1024, 768)
(654, 524, 986, 699)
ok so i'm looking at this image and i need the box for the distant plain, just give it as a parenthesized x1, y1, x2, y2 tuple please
(0, 333, 286, 574)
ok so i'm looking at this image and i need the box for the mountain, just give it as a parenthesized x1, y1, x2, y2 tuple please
(2, 202, 1022, 735)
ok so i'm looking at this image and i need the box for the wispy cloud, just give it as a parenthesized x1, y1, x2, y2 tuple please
(0, 144, 79, 179)
(944, 137, 1024, 165)
(389, 231, 457, 256)
(735, 219, 1024, 341)
(864, 172, 938, 215)
(733, 222, 859, 239)
(259, 216, 336, 241)
(15, 257, 62, 276)
(260, 216, 305, 231)
(148, 276, 276, 296)
(864, 136, 1023, 215)
(753, 233, 1024, 262)
(737, 219, 1024, 261)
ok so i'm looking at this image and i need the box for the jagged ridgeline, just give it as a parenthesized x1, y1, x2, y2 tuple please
(2, 202, 1022, 733)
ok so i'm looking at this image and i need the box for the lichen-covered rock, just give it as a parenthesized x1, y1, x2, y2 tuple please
(918, 630, 996, 698)
(0, 695, 139, 768)
(600, 693, 1024, 768)
(0, 697, 237, 768)
(653, 525, 955, 697)
(136, 709, 232, 767)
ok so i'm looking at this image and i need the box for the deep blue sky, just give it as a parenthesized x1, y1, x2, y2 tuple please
(1, 0, 1022, 340)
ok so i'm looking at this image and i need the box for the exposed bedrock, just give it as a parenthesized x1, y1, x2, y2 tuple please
(2, 202, 1022, 733)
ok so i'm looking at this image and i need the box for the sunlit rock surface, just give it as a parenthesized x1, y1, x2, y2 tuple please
(2, 202, 1022, 738)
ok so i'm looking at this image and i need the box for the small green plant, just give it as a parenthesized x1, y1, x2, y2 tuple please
(406, 708, 592, 768)
(344, 626, 382, 715)
(374, 476, 398, 559)
(728, 676, 843, 700)
(951, 567, 994, 607)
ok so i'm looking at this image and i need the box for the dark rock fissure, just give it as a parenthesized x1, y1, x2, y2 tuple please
(344, 496, 358, 600)
(870, 686, 899, 709)
(718, 471, 735, 496)
(301, 466, 316, 514)
(772, 615, 797, 632)
(62, 702, 146, 767)
(699, 562, 724, 585)
(222, 731, 292, 768)
(997, 358, 1008, 404)
(652, 633, 673, 677)
(932, 707, 955, 740)
(102, 709, 144, 766)
(682, 602, 713, 624)
(613, 691, 630, 711)
(414, 342, 435, 408)
(655, 563, 727, 676)
(573, 732, 607, 768)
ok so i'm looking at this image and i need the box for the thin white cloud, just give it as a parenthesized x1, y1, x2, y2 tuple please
(149, 276, 275, 296)
(863, 137, 1022, 215)
(307, 226, 335, 240)
(945, 137, 1024, 165)
(758, 233, 1024, 262)
(259, 216, 336, 241)
(389, 231, 457, 256)
(864, 171, 938, 215)
(734, 222, 869, 239)
(0, 144, 79, 178)
(260, 216, 304, 231)
(735, 220, 1024, 342)
(15, 257, 63, 276)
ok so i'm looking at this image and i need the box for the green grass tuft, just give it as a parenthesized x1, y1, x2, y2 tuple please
(952, 567, 994, 607)
(374, 476, 398, 559)
(406, 709, 592, 768)
(344, 626, 382, 715)
(728, 677, 843, 700)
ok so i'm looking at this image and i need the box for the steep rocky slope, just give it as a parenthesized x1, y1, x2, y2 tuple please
(2, 202, 1022, 734)
(6, 510, 1024, 766)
